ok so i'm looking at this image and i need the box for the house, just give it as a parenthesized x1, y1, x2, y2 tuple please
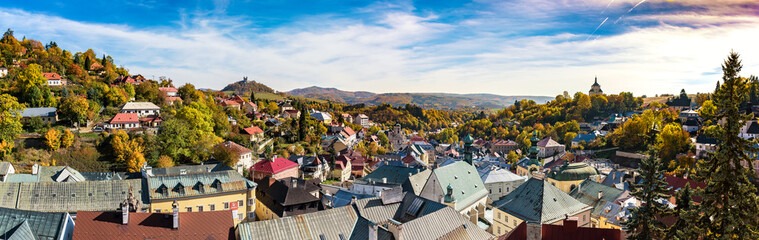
(546, 162, 600, 193)
(0, 162, 15, 182)
(73, 209, 234, 240)
(217, 141, 254, 175)
(537, 137, 565, 158)
(106, 113, 140, 129)
(282, 109, 300, 118)
(741, 120, 759, 139)
(491, 177, 593, 236)
(139, 115, 163, 128)
(158, 87, 178, 97)
(0, 67, 7, 77)
(683, 117, 702, 133)
(489, 139, 519, 154)
(663, 174, 706, 203)
(115, 75, 146, 85)
(679, 109, 699, 122)
(332, 127, 358, 153)
(241, 126, 264, 142)
(243, 102, 257, 113)
(354, 114, 370, 128)
(252, 156, 299, 181)
(42, 72, 65, 86)
(419, 161, 488, 219)
(610, 151, 648, 168)
(351, 165, 423, 196)
(568, 179, 634, 229)
(666, 89, 692, 111)
(500, 218, 622, 240)
(571, 134, 596, 148)
(694, 135, 719, 158)
(120, 102, 161, 117)
(20, 107, 58, 124)
(254, 177, 322, 220)
(333, 155, 353, 182)
(142, 165, 257, 224)
(88, 62, 103, 71)
(341, 113, 353, 123)
(219, 100, 241, 110)
(289, 154, 330, 180)
(311, 111, 332, 124)
(478, 166, 527, 202)
(279, 102, 294, 112)
(0, 207, 75, 240)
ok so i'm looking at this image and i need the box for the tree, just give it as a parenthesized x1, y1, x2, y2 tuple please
(156, 155, 175, 168)
(59, 96, 90, 127)
(0, 94, 24, 156)
(265, 102, 279, 115)
(656, 123, 690, 163)
(213, 144, 240, 168)
(506, 151, 520, 164)
(696, 51, 759, 239)
(665, 183, 699, 239)
(60, 129, 74, 148)
(109, 130, 146, 172)
(16, 64, 46, 100)
(625, 150, 669, 240)
(44, 128, 61, 151)
(298, 105, 307, 141)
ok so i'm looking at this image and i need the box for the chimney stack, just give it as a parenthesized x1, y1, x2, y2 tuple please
(350, 196, 357, 205)
(121, 201, 129, 225)
(32, 164, 39, 175)
(368, 220, 379, 240)
(292, 178, 298, 188)
(598, 190, 604, 200)
(172, 200, 179, 229)
(382, 177, 387, 184)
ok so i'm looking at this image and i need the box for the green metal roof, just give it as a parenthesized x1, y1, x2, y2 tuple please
(547, 162, 599, 181)
(358, 165, 423, 186)
(493, 178, 591, 224)
(568, 179, 626, 217)
(0, 207, 69, 240)
(428, 161, 488, 211)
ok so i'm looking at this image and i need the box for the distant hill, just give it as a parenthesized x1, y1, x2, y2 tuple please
(221, 77, 275, 95)
(286, 86, 553, 109)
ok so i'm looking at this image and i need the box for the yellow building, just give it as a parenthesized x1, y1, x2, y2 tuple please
(490, 177, 592, 237)
(143, 164, 257, 225)
(546, 162, 599, 193)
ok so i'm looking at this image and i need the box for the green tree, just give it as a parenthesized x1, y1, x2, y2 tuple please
(298, 105, 307, 141)
(656, 123, 690, 163)
(625, 150, 669, 240)
(59, 96, 90, 127)
(0, 94, 24, 156)
(44, 128, 60, 151)
(213, 143, 240, 168)
(665, 183, 699, 240)
(696, 51, 759, 239)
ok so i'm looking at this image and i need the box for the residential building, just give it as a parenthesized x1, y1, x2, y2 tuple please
(355, 113, 369, 128)
(142, 166, 257, 224)
(0, 178, 149, 213)
(115, 75, 146, 85)
(219, 100, 241, 110)
(589, 77, 603, 96)
(106, 113, 140, 129)
(289, 154, 330, 180)
(666, 89, 692, 111)
(332, 155, 352, 182)
(683, 117, 702, 133)
(252, 157, 299, 181)
(546, 162, 600, 193)
(139, 115, 163, 128)
(120, 102, 161, 117)
(341, 113, 353, 123)
(243, 102, 257, 113)
(500, 218, 622, 240)
(254, 177, 322, 220)
(571, 133, 596, 148)
(279, 102, 294, 112)
(489, 139, 519, 154)
(568, 179, 633, 229)
(311, 111, 332, 124)
(73, 209, 234, 240)
(0, 207, 75, 240)
(282, 109, 300, 118)
(351, 165, 423, 196)
(20, 107, 58, 124)
(419, 161, 488, 219)
(217, 141, 254, 175)
(679, 109, 699, 122)
(491, 177, 592, 236)
(741, 120, 759, 139)
(242, 126, 264, 142)
(478, 166, 527, 201)
(42, 72, 65, 86)
(158, 87, 178, 97)
(694, 135, 719, 158)
(537, 137, 565, 158)
(0, 162, 14, 182)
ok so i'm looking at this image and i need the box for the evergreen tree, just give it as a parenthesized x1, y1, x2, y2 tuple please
(101, 54, 107, 66)
(666, 183, 699, 240)
(696, 51, 759, 239)
(250, 91, 256, 103)
(83, 56, 92, 71)
(298, 105, 307, 142)
(625, 149, 669, 240)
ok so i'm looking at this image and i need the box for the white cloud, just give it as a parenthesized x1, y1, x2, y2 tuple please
(0, 4, 758, 97)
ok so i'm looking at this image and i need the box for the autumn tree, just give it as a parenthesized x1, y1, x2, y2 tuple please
(59, 96, 90, 127)
(110, 130, 146, 172)
(60, 129, 74, 148)
(656, 123, 690, 163)
(696, 51, 759, 238)
(156, 155, 175, 168)
(0, 94, 24, 156)
(15, 63, 46, 104)
(44, 128, 60, 151)
(213, 144, 240, 168)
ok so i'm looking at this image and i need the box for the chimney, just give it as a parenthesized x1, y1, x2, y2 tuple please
(563, 217, 579, 233)
(172, 201, 179, 229)
(388, 219, 403, 240)
(598, 190, 604, 200)
(526, 222, 542, 240)
(292, 178, 298, 188)
(32, 164, 39, 175)
(382, 177, 387, 184)
(121, 202, 129, 225)
(350, 196, 357, 205)
(368, 220, 379, 240)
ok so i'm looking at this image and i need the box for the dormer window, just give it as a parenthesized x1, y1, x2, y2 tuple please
(158, 185, 168, 197)
(174, 183, 185, 195)
(195, 182, 205, 193)
(212, 179, 223, 191)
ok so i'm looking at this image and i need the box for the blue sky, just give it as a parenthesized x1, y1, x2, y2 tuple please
(2, 0, 759, 96)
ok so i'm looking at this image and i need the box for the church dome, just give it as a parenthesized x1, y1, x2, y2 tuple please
(548, 162, 599, 181)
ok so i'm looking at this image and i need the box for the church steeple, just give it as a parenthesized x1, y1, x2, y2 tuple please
(590, 76, 602, 96)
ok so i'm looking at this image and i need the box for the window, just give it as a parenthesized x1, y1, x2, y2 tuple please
(249, 212, 255, 219)
(489, 189, 492, 194)
(238, 213, 244, 220)
(198, 206, 204, 212)
(238, 200, 244, 208)
(155, 209, 161, 213)
(513, 220, 516, 226)
(497, 212, 500, 220)
(209, 204, 216, 211)
(499, 188, 502, 193)
(186, 207, 192, 212)
(224, 202, 230, 210)
(248, 198, 254, 206)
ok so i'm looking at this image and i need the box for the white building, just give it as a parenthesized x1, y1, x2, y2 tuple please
(42, 72, 64, 86)
(121, 102, 161, 117)
(354, 114, 370, 128)
(478, 166, 528, 202)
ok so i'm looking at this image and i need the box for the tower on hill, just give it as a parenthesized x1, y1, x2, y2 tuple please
(589, 76, 603, 96)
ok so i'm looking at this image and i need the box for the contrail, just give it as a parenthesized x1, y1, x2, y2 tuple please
(601, 0, 616, 14)
(587, 17, 609, 40)
(627, 0, 647, 13)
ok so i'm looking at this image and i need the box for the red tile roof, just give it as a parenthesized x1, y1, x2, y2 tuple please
(501, 219, 622, 240)
(109, 113, 139, 124)
(402, 154, 417, 164)
(242, 126, 264, 135)
(335, 155, 351, 170)
(664, 174, 706, 202)
(158, 87, 178, 92)
(219, 141, 252, 154)
(253, 157, 299, 174)
(89, 62, 103, 71)
(342, 127, 356, 137)
(165, 96, 183, 102)
(41, 72, 61, 80)
(72, 211, 234, 240)
(219, 100, 240, 106)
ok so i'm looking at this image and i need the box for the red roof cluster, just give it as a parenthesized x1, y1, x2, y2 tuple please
(253, 157, 298, 174)
(664, 174, 706, 202)
(41, 72, 61, 80)
(109, 113, 139, 124)
(72, 211, 235, 240)
(242, 126, 264, 135)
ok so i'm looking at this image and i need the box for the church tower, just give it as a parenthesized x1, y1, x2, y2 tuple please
(589, 76, 603, 96)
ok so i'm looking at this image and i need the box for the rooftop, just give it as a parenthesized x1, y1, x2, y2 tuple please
(425, 161, 488, 211)
(147, 170, 255, 201)
(253, 157, 299, 174)
(109, 113, 139, 124)
(20, 107, 57, 118)
(73, 210, 234, 240)
(0, 207, 70, 240)
(492, 178, 591, 224)
(121, 102, 160, 110)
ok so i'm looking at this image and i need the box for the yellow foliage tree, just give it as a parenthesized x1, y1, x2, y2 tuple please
(44, 128, 60, 151)
(157, 155, 175, 168)
(110, 130, 146, 172)
(60, 129, 74, 148)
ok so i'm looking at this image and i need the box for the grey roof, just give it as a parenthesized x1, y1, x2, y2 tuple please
(600, 170, 626, 187)
(238, 205, 359, 240)
(568, 179, 626, 218)
(748, 121, 759, 134)
(424, 161, 488, 211)
(0, 179, 149, 213)
(478, 167, 527, 184)
(148, 163, 232, 177)
(20, 107, 57, 118)
(349, 216, 394, 240)
(395, 207, 494, 240)
(0, 207, 70, 240)
(311, 112, 332, 120)
(120, 102, 160, 110)
(402, 169, 432, 196)
(0, 162, 12, 175)
(492, 178, 591, 224)
(147, 170, 255, 201)
(356, 165, 424, 186)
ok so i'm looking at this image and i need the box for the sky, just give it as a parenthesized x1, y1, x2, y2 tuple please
(1, 0, 758, 96)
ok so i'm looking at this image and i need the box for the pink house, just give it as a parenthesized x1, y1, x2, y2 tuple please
(252, 157, 299, 181)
